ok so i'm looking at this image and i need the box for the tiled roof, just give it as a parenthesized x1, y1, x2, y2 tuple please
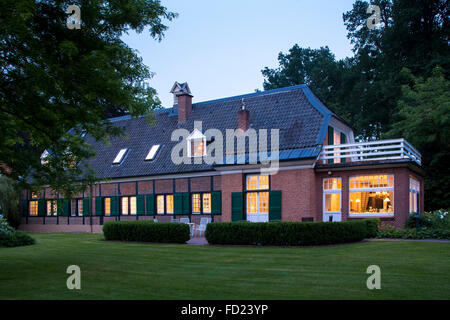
(83, 84, 338, 179)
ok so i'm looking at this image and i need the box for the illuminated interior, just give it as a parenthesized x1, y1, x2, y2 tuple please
(349, 175, 394, 214)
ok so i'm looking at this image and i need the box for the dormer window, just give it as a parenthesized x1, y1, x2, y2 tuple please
(187, 129, 206, 157)
(113, 148, 128, 164)
(145, 145, 161, 161)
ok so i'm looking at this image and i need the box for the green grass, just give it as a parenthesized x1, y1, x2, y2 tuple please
(0, 233, 449, 300)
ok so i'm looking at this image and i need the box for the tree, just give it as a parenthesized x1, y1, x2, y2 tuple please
(385, 67, 450, 210)
(0, 0, 176, 197)
(0, 176, 21, 228)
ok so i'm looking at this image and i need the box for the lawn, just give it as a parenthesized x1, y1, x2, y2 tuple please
(0, 233, 449, 300)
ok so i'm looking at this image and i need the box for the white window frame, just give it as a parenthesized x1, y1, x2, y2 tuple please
(323, 178, 341, 214)
(145, 145, 161, 161)
(187, 129, 206, 158)
(113, 148, 128, 164)
(348, 175, 394, 218)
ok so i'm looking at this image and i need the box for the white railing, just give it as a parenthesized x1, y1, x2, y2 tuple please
(319, 138, 421, 166)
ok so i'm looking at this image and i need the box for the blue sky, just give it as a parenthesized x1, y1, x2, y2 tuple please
(121, 0, 357, 109)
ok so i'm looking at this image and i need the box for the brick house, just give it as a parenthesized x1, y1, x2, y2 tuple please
(20, 82, 424, 233)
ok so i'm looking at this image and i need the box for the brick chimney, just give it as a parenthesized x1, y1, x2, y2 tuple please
(238, 98, 250, 132)
(171, 82, 193, 123)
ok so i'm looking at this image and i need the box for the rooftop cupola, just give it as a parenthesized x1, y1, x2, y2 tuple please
(170, 81, 193, 123)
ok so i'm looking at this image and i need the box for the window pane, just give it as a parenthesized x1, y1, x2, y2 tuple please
(202, 193, 211, 213)
(247, 192, 258, 214)
(259, 192, 269, 214)
(71, 200, 77, 216)
(323, 178, 341, 190)
(258, 176, 269, 190)
(130, 196, 137, 215)
(47, 200, 57, 216)
(350, 175, 393, 190)
(113, 148, 128, 164)
(192, 140, 205, 156)
(146, 145, 161, 161)
(192, 194, 201, 213)
(78, 199, 83, 216)
(350, 191, 393, 214)
(325, 194, 341, 212)
(121, 197, 129, 215)
(156, 195, 164, 214)
(29, 201, 38, 216)
(246, 176, 258, 190)
(104, 198, 111, 216)
(166, 195, 174, 214)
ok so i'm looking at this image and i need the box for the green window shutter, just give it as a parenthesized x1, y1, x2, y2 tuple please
(340, 132, 346, 163)
(95, 197, 103, 216)
(57, 199, 65, 216)
(63, 199, 70, 216)
(82, 198, 90, 216)
(269, 190, 282, 221)
(211, 191, 222, 215)
(182, 193, 190, 214)
(145, 194, 155, 215)
(231, 192, 244, 222)
(20, 200, 28, 217)
(174, 193, 183, 215)
(137, 195, 145, 215)
(38, 199, 46, 217)
(111, 196, 119, 216)
(328, 126, 334, 164)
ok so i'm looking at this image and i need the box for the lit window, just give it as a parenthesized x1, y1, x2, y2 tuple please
(246, 175, 270, 219)
(145, 145, 161, 161)
(113, 148, 128, 164)
(29, 201, 38, 216)
(77, 199, 83, 216)
(187, 129, 206, 157)
(192, 194, 201, 214)
(203, 193, 211, 213)
(409, 177, 420, 213)
(47, 200, 57, 216)
(323, 178, 341, 213)
(121, 197, 129, 215)
(156, 195, 164, 214)
(130, 196, 137, 215)
(104, 198, 111, 216)
(166, 195, 174, 214)
(349, 175, 394, 216)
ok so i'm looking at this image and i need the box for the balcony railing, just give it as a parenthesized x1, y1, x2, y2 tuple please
(318, 138, 421, 166)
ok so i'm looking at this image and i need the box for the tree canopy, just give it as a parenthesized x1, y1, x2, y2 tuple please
(0, 0, 176, 197)
(262, 0, 449, 209)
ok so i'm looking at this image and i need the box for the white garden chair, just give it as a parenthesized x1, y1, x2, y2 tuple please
(180, 217, 195, 237)
(194, 217, 211, 237)
(153, 218, 158, 223)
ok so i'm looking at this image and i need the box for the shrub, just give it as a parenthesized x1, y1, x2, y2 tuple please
(0, 177, 21, 228)
(377, 227, 450, 240)
(406, 209, 449, 230)
(103, 221, 190, 244)
(363, 218, 379, 238)
(205, 220, 369, 246)
(0, 231, 35, 247)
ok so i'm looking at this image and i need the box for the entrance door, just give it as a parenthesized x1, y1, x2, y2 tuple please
(246, 192, 269, 222)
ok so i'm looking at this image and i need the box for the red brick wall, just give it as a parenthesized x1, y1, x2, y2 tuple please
(120, 182, 136, 195)
(155, 179, 173, 194)
(221, 173, 242, 222)
(190, 177, 211, 192)
(138, 181, 153, 194)
(271, 168, 317, 221)
(175, 178, 188, 192)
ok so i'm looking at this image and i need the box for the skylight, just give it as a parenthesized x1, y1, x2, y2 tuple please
(145, 145, 161, 161)
(113, 148, 128, 164)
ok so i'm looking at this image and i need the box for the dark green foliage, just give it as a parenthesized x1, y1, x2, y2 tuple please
(205, 221, 370, 246)
(0, 177, 21, 228)
(0, 0, 176, 198)
(405, 209, 449, 230)
(103, 221, 190, 244)
(363, 218, 380, 238)
(0, 231, 35, 247)
(377, 228, 450, 240)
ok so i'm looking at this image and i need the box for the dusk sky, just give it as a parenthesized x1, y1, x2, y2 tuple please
(121, 0, 357, 109)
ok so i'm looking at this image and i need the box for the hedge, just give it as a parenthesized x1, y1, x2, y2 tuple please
(0, 231, 35, 247)
(205, 220, 373, 246)
(103, 221, 190, 244)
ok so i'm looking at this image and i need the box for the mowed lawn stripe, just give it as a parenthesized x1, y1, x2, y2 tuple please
(0, 233, 448, 299)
